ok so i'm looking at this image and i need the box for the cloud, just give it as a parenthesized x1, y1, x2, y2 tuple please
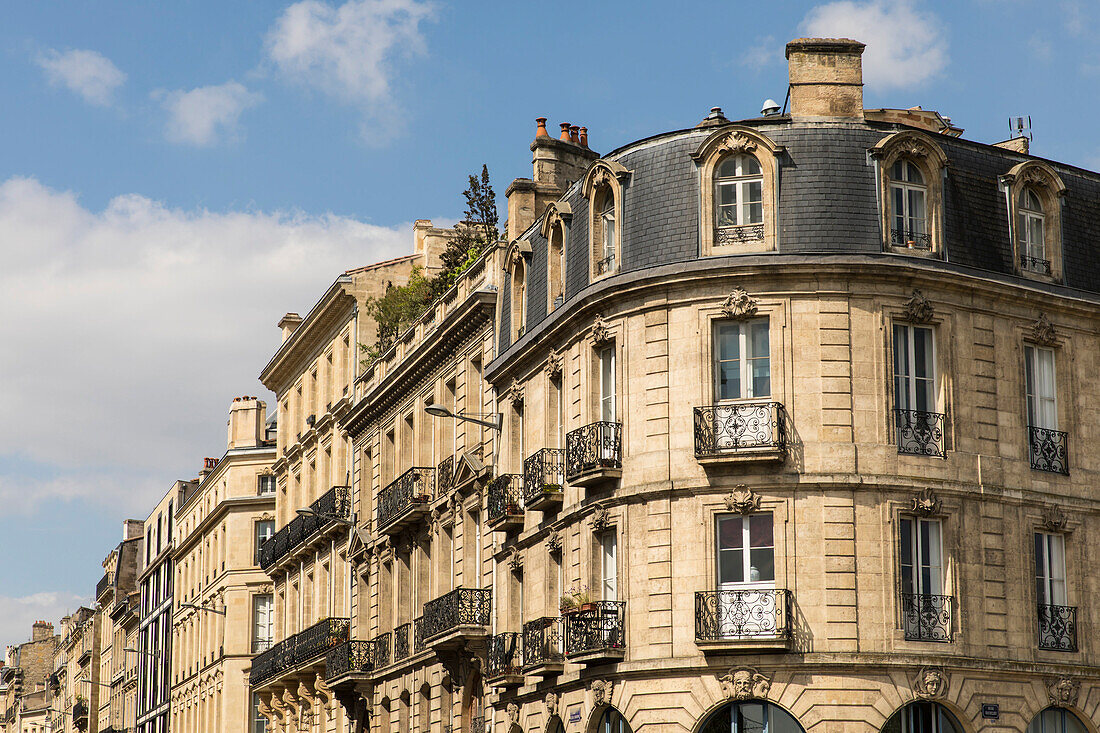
(800, 0, 948, 90)
(36, 48, 126, 106)
(265, 0, 433, 138)
(0, 176, 411, 516)
(158, 82, 264, 146)
(741, 35, 779, 70)
(0, 592, 86, 650)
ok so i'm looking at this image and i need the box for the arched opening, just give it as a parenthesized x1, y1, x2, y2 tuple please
(548, 223, 566, 311)
(547, 715, 565, 733)
(700, 701, 803, 733)
(882, 701, 963, 733)
(594, 706, 632, 733)
(1028, 707, 1088, 733)
(594, 187, 617, 276)
(511, 256, 526, 340)
(888, 159, 929, 248)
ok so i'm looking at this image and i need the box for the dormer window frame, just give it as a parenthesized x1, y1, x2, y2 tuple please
(505, 239, 532, 343)
(871, 130, 948, 258)
(581, 160, 630, 282)
(1000, 161, 1067, 283)
(540, 202, 572, 313)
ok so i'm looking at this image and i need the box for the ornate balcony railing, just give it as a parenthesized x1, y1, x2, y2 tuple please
(470, 716, 487, 733)
(523, 448, 564, 504)
(258, 485, 351, 569)
(1038, 604, 1077, 652)
(564, 601, 625, 658)
(890, 229, 932, 249)
(595, 253, 616, 275)
(1029, 426, 1069, 474)
(565, 421, 622, 480)
(901, 593, 952, 642)
(716, 223, 764, 245)
(487, 632, 522, 680)
(487, 474, 523, 527)
(437, 456, 455, 495)
(895, 409, 946, 457)
(694, 402, 786, 457)
(1021, 255, 1052, 275)
(694, 589, 791, 641)
(324, 640, 374, 681)
(413, 616, 426, 653)
(96, 573, 112, 601)
(522, 617, 563, 669)
(377, 467, 435, 532)
(372, 632, 391, 669)
(393, 623, 411, 662)
(249, 616, 350, 686)
(420, 587, 492, 642)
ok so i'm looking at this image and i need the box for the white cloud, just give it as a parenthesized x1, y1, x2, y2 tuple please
(800, 0, 948, 90)
(265, 0, 433, 138)
(0, 176, 411, 515)
(158, 82, 264, 146)
(741, 35, 779, 70)
(0, 592, 86, 650)
(36, 48, 126, 106)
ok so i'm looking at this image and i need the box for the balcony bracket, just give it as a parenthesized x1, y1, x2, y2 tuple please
(435, 640, 487, 686)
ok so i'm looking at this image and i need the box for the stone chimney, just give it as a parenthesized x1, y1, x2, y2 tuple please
(786, 38, 866, 121)
(199, 456, 218, 482)
(123, 520, 143, 541)
(32, 621, 53, 643)
(228, 396, 266, 450)
(278, 313, 303, 343)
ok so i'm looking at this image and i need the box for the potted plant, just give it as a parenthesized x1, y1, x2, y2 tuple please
(559, 594, 578, 615)
(564, 585, 596, 614)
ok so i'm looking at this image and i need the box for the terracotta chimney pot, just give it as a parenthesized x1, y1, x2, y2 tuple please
(579, 127, 589, 147)
(535, 117, 549, 138)
(569, 125, 580, 144)
(559, 122, 571, 141)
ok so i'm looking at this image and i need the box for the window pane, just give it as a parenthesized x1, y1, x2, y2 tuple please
(743, 156, 762, 175)
(718, 516, 743, 548)
(892, 186, 906, 232)
(748, 548, 774, 582)
(748, 514, 773, 548)
(720, 549, 744, 584)
(718, 158, 738, 178)
(720, 363, 742, 400)
(899, 518, 914, 594)
(737, 703, 767, 733)
(908, 189, 927, 234)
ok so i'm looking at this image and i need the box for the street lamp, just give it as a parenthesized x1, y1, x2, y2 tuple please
(180, 601, 226, 616)
(424, 403, 502, 432)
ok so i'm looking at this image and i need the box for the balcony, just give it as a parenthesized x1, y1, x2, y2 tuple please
(1029, 426, 1069, 475)
(565, 421, 622, 486)
(371, 632, 391, 670)
(258, 485, 351, 570)
(413, 616, 426, 655)
(486, 474, 523, 531)
(73, 700, 88, 731)
(249, 616, 350, 686)
(324, 640, 374, 684)
(393, 623, 411, 662)
(470, 716, 488, 733)
(420, 587, 491, 651)
(437, 456, 455, 495)
(523, 448, 564, 511)
(694, 402, 786, 462)
(96, 573, 112, 601)
(377, 467, 435, 535)
(1021, 255, 1052, 275)
(564, 601, 625, 663)
(695, 589, 792, 652)
(890, 228, 932, 250)
(895, 409, 946, 457)
(1038, 604, 1077, 652)
(522, 617, 564, 676)
(486, 632, 523, 687)
(901, 593, 952, 642)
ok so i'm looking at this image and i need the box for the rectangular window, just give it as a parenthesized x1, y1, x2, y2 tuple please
(716, 514, 774, 586)
(1025, 345, 1057, 430)
(1035, 532, 1067, 606)
(599, 346, 616, 422)
(600, 531, 618, 601)
(252, 594, 273, 652)
(254, 521, 274, 565)
(893, 324, 936, 412)
(899, 517, 943, 596)
(257, 475, 276, 496)
(251, 692, 268, 733)
(714, 319, 770, 401)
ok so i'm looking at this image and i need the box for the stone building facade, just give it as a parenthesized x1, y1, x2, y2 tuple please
(0, 621, 58, 733)
(50, 607, 99, 733)
(95, 520, 143, 733)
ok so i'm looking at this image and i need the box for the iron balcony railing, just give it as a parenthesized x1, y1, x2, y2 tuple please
(437, 455, 455, 495)
(324, 640, 374, 681)
(523, 448, 564, 504)
(372, 632, 391, 669)
(377, 467, 435, 532)
(695, 589, 791, 641)
(258, 486, 351, 570)
(393, 623, 411, 662)
(890, 228, 932, 249)
(694, 402, 786, 457)
(1029, 426, 1069, 474)
(413, 616, 426, 653)
(564, 601, 625, 657)
(522, 617, 564, 669)
(716, 223, 764, 245)
(487, 474, 523, 526)
(895, 409, 946, 457)
(486, 632, 522, 680)
(565, 421, 622, 480)
(96, 573, 112, 601)
(248, 616, 350, 686)
(1038, 604, 1077, 652)
(901, 593, 952, 642)
(420, 587, 492, 641)
(1021, 255, 1052, 274)
(470, 716, 487, 733)
(595, 253, 616, 275)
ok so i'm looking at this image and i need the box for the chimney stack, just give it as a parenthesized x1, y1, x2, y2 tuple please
(32, 621, 54, 642)
(123, 519, 144, 541)
(228, 396, 267, 450)
(785, 38, 866, 121)
(278, 313, 303, 343)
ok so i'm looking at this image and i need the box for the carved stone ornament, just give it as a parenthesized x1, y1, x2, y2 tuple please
(717, 132, 758, 156)
(314, 673, 334, 704)
(506, 380, 525, 407)
(900, 142, 930, 159)
(592, 168, 612, 190)
(1048, 677, 1080, 707)
(903, 289, 935, 324)
(544, 692, 559, 718)
(507, 702, 520, 725)
(547, 531, 563, 555)
(545, 349, 563, 379)
(589, 508, 611, 532)
(911, 488, 942, 517)
(720, 288, 759, 320)
(1022, 166, 1050, 187)
(719, 667, 771, 700)
(1042, 504, 1068, 532)
(589, 314, 613, 345)
(724, 485, 761, 515)
(1030, 313, 1059, 346)
(259, 512, 275, 522)
(913, 666, 949, 698)
(508, 549, 523, 574)
(297, 681, 315, 707)
(590, 679, 613, 706)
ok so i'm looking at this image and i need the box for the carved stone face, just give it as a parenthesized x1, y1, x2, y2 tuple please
(922, 670, 944, 696)
(732, 669, 754, 698)
(1055, 679, 1075, 702)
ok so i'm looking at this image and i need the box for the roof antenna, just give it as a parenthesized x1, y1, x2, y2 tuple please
(1009, 115, 1033, 141)
(781, 85, 791, 116)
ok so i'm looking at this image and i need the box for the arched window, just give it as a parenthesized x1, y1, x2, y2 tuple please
(889, 160, 928, 248)
(511, 257, 526, 340)
(582, 160, 628, 281)
(700, 701, 804, 733)
(541, 202, 572, 313)
(1028, 707, 1088, 733)
(597, 192, 617, 275)
(871, 131, 948, 256)
(1018, 187, 1047, 272)
(715, 154, 764, 235)
(882, 702, 963, 733)
(1001, 161, 1066, 280)
(597, 707, 632, 733)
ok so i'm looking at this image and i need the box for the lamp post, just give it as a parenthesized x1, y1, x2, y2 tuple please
(179, 601, 226, 616)
(424, 404, 502, 432)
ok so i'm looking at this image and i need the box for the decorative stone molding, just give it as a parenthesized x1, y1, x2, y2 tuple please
(1030, 313, 1059, 346)
(297, 681, 315, 707)
(911, 488, 942, 517)
(314, 673, 334, 705)
(258, 583, 274, 595)
(590, 679, 613, 706)
(544, 692, 559, 718)
(581, 160, 630, 197)
(716, 132, 759, 156)
(506, 702, 520, 726)
(724, 485, 761, 515)
(1042, 504, 1068, 532)
(1048, 677, 1080, 707)
(540, 201, 573, 239)
(508, 549, 523, 574)
(545, 349, 563, 379)
(870, 130, 949, 168)
(903, 289, 935, 324)
(589, 315, 613, 346)
(505, 380, 525, 408)
(720, 289, 759, 320)
(719, 667, 771, 700)
(589, 508, 611, 532)
(913, 666, 949, 698)
(547, 531, 563, 555)
(258, 512, 275, 522)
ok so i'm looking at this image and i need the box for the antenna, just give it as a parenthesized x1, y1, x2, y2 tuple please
(1009, 115, 1033, 141)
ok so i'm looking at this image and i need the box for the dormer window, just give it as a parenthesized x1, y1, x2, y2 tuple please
(582, 160, 629, 281)
(889, 160, 928, 248)
(1018, 187, 1047, 273)
(1001, 161, 1066, 282)
(541, 202, 571, 313)
(505, 239, 532, 342)
(716, 155, 763, 228)
(597, 192, 616, 275)
(871, 130, 947, 257)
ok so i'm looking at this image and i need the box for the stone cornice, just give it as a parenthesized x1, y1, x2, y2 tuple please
(173, 493, 277, 557)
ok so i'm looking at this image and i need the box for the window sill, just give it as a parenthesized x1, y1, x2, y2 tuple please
(695, 636, 793, 654)
(1017, 268, 1060, 285)
(887, 244, 940, 259)
(697, 446, 785, 464)
(708, 239, 769, 256)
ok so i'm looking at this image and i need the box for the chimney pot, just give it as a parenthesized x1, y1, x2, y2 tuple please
(579, 127, 589, 147)
(569, 125, 580, 144)
(535, 117, 549, 138)
(559, 123, 572, 141)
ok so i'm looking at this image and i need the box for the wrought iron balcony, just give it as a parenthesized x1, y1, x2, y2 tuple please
(595, 253, 616, 276)
(895, 409, 946, 457)
(258, 485, 351, 570)
(486, 632, 523, 686)
(437, 455, 455, 495)
(324, 640, 374, 682)
(377, 466, 435, 534)
(1038, 604, 1077, 652)
(695, 589, 791, 648)
(901, 593, 952, 642)
(890, 229, 932, 249)
(486, 474, 523, 531)
(371, 632, 391, 669)
(522, 617, 564, 675)
(73, 700, 88, 729)
(393, 623, 410, 662)
(565, 421, 622, 485)
(420, 587, 491, 648)
(96, 573, 112, 601)
(249, 616, 350, 686)
(1029, 426, 1069, 474)
(716, 223, 764, 245)
(1021, 255, 1052, 275)
(564, 601, 625, 662)
(523, 448, 564, 510)
(694, 402, 786, 459)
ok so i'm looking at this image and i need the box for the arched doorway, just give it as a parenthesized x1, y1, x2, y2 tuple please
(595, 706, 632, 733)
(882, 702, 963, 733)
(699, 701, 804, 733)
(1028, 707, 1088, 733)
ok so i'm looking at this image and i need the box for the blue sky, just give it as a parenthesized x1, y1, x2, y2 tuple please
(0, 0, 1097, 648)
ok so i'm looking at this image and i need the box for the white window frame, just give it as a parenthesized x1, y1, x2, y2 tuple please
(713, 319, 770, 402)
(599, 346, 616, 422)
(1019, 188, 1047, 266)
(599, 195, 616, 275)
(899, 516, 943, 597)
(254, 520, 274, 563)
(715, 154, 763, 228)
(716, 513, 775, 589)
(1025, 345, 1058, 430)
(893, 324, 937, 412)
(251, 594, 273, 652)
(1035, 532, 1067, 606)
(600, 530, 618, 601)
(889, 160, 928, 245)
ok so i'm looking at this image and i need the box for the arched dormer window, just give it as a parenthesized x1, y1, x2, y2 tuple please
(1001, 161, 1066, 281)
(871, 131, 948, 257)
(582, 160, 630, 281)
(540, 201, 572, 312)
(506, 239, 532, 342)
(692, 126, 783, 256)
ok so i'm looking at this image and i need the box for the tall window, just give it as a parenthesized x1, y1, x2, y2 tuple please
(254, 520, 274, 565)
(511, 258, 527, 340)
(890, 160, 928, 247)
(600, 531, 618, 601)
(251, 594, 273, 653)
(251, 693, 268, 733)
(1025, 345, 1058, 430)
(599, 346, 616, 422)
(1019, 187, 1047, 270)
(1035, 532, 1067, 606)
(714, 320, 770, 401)
(598, 194, 616, 275)
(894, 325, 935, 412)
(257, 475, 276, 495)
(548, 225, 566, 311)
(717, 514, 774, 587)
(900, 517, 943, 597)
(715, 155, 763, 228)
